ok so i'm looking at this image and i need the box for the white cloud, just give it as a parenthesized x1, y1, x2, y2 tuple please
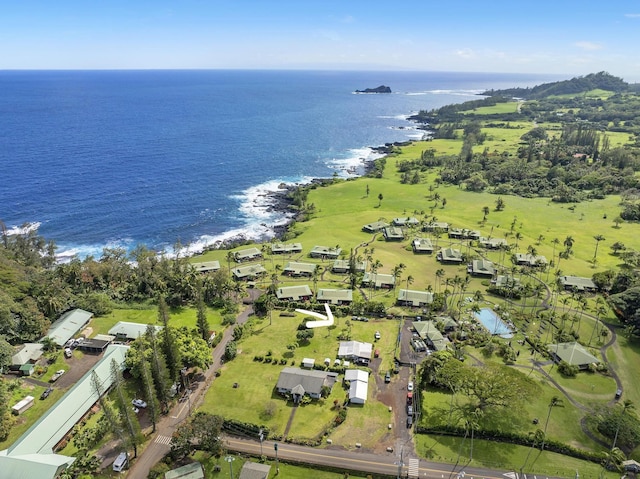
(624, 13, 640, 18)
(340, 15, 355, 24)
(454, 48, 474, 59)
(573, 41, 603, 51)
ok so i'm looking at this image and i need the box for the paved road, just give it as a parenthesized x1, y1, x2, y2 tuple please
(224, 436, 558, 479)
(123, 290, 259, 478)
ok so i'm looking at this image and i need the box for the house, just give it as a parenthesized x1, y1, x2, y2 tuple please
(332, 259, 367, 273)
(11, 343, 44, 368)
(548, 342, 600, 370)
(413, 321, 449, 351)
(190, 261, 221, 273)
(283, 261, 317, 277)
(108, 322, 163, 341)
(492, 275, 521, 289)
(383, 226, 404, 241)
(362, 272, 395, 289)
(448, 228, 481, 240)
(362, 221, 390, 233)
(317, 288, 353, 305)
(270, 242, 303, 255)
(47, 309, 93, 347)
(77, 337, 113, 354)
(309, 245, 341, 259)
(559, 276, 597, 292)
(513, 253, 548, 267)
(231, 264, 267, 281)
(392, 217, 419, 227)
(437, 247, 463, 264)
(234, 247, 262, 262)
(344, 369, 369, 405)
(468, 259, 495, 277)
(301, 358, 315, 368)
(11, 396, 34, 415)
(479, 237, 507, 249)
(338, 340, 373, 365)
(422, 221, 449, 232)
(276, 367, 337, 401)
(165, 462, 205, 479)
(412, 238, 434, 254)
(397, 289, 433, 307)
(239, 462, 271, 479)
(276, 285, 313, 301)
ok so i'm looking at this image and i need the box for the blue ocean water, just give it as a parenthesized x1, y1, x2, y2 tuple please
(0, 70, 559, 260)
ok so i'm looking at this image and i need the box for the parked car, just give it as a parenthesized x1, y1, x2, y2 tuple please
(406, 416, 413, 428)
(385, 371, 391, 383)
(40, 387, 53, 400)
(64, 348, 73, 358)
(615, 388, 622, 399)
(374, 331, 381, 340)
(407, 405, 413, 416)
(132, 398, 147, 408)
(50, 370, 65, 382)
(407, 381, 414, 392)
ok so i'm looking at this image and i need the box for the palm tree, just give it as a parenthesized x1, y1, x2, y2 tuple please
(593, 234, 605, 263)
(405, 274, 414, 293)
(540, 396, 563, 452)
(563, 235, 574, 255)
(514, 232, 523, 250)
(435, 269, 445, 293)
(377, 193, 383, 207)
(482, 206, 490, 222)
(611, 400, 635, 454)
(521, 428, 545, 474)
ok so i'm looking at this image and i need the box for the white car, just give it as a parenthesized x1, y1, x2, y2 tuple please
(374, 331, 381, 340)
(132, 398, 147, 408)
(407, 381, 414, 392)
(50, 369, 65, 382)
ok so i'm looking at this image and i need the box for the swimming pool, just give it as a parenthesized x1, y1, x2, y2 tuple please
(474, 308, 513, 338)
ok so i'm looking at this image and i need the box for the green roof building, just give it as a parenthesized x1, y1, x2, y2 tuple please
(392, 217, 419, 227)
(165, 462, 205, 479)
(317, 288, 353, 305)
(190, 261, 221, 273)
(412, 238, 434, 254)
(276, 285, 313, 301)
(362, 221, 390, 233)
(47, 309, 93, 347)
(559, 276, 597, 292)
(309, 245, 341, 259)
(383, 226, 405, 241)
(548, 342, 600, 369)
(362, 272, 395, 289)
(437, 247, 463, 264)
(234, 247, 262, 262)
(397, 289, 434, 307)
(232, 264, 267, 280)
(283, 262, 317, 277)
(271, 242, 303, 255)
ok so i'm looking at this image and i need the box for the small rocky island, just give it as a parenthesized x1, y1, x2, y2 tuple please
(355, 85, 392, 93)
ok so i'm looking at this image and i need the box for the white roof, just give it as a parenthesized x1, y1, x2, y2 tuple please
(338, 341, 373, 360)
(344, 369, 369, 383)
(349, 379, 368, 403)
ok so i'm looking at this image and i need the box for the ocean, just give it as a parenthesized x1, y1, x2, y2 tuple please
(0, 70, 560, 260)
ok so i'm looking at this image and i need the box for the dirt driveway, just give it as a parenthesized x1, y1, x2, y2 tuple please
(54, 350, 103, 389)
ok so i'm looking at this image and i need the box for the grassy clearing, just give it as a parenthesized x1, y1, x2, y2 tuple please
(414, 434, 616, 479)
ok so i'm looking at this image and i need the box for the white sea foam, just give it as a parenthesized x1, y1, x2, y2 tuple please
(325, 147, 384, 177)
(5, 222, 41, 236)
(55, 238, 135, 263)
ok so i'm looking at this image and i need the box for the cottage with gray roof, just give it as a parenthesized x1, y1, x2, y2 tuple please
(468, 259, 495, 277)
(234, 247, 262, 262)
(190, 261, 221, 273)
(283, 262, 317, 277)
(514, 253, 548, 267)
(276, 367, 337, 402)
(449, 228, 481, 240)
(270, 242, 303, 255)
(276, 285, 313, 301)
(165, 462, 205, 479)
(338, 340, 373, 364)
(412, 237, 434, 254)
(317, 288, 353, 305)
(383, 226, 404, 241)
(362, 221, 390, 233)
(11, 343, 44, 367)
(397, 289, 434, 307)
(309, 245, 341, 259)
(332, 259, 367, 274)
(362, 272, 395, 289)
(392, 217, 419, 227)
(479, 237, 507, 249)
(239, 462, 271, 479)
(559, 276, 597, 292)
(413, 321, 449, 351)
(108, 321, 163, 340)
(437, 247, 463, 264)
(423, 221, 449, 232)
(232, 264, 267, 280)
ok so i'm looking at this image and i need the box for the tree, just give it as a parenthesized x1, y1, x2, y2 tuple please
(563, 235, 574, 254)
(195, 287, 210, 341)
(482, 206, 490, 222)
(495, 196, 505, 211)
(540, 396, 563, 451)
(139, 353, 160, 433)
(593, 234, 606, 263)
(110, 359, 142, 458)
(158, 296, 182, 383)
(377, 193, 383, 207)
(0, 379, 12, 441)
(611, 241, 626, 255)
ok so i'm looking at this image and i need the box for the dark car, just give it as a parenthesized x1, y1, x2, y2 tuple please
(385, 371, 391, 383)
(406, 416, 413, 428)
(407, 405, 413, 416)
(40, 387, 53, 400)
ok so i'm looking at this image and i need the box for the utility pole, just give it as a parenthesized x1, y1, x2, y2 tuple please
(274, 442, 279, 475)
(225, 455, 235, 479)
(259, 428, 264, 457)
(397, 445, 404, 479)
